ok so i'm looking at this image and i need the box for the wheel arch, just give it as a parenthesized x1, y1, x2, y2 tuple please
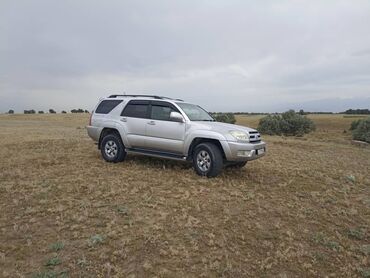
(98, 128, 122, 149)
(187, 137, 226, 161)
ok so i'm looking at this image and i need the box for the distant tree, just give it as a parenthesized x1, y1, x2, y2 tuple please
(24, 109, 36, 114)
(8, 109, 14, 114)
(343, 109, 370, 115)
(299, 109, 306, 115)
(61, 110, 67, 114)
(38, 111, 44, 114)
(84, 110, 89, 113)
(71, 108, 84, 113)
(49, 109, 56, 114)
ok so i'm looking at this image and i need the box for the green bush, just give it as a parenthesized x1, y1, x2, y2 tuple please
(257, 114, 282, 135)
(351, 117, 370, 143)
(258, 110, 316, 136)
(350, 119, 361, 130)
(211, 113, 236, 124)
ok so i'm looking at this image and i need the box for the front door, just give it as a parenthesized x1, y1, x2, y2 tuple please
(145, 101, 185, 154)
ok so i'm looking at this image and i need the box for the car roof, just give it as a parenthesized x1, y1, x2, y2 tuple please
(105, 94, 184, 103)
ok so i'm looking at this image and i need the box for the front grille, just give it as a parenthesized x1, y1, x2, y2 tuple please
(248, 131, 261, 143)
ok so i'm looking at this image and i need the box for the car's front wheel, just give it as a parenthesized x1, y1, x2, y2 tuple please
(193, 143, 223, 177)
(100, 133, 126, 163)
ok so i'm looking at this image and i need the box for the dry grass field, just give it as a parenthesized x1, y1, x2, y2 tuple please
(0, 113, 369, 277)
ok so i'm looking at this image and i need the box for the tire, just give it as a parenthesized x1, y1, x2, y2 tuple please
(193, 143, 223, 178)
(226, 161, 247, 168)
(100, 133, 126, 163)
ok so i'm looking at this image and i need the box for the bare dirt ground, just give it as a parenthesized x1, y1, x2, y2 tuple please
(0, 113, 369, 277)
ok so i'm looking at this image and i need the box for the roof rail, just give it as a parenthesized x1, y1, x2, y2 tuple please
(108, 94, 183, 101)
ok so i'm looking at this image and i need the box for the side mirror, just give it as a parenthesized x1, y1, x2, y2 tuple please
(170, 111, 185, 123)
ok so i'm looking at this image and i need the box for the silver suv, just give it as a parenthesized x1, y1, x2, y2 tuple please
(87, 95, 266, 177)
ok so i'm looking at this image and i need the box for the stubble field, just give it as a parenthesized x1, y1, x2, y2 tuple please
(0, 113, 369, 277)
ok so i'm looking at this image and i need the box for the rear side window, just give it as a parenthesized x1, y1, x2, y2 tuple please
(121, 100, 149, 118)
(95, 100, 123, 114)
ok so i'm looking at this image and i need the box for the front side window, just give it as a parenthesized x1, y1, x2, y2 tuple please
(121, 100, 149, 118)
(95, 100, 122, 114)
(176, 102, 214, 121)
(151, 105, 176, 121)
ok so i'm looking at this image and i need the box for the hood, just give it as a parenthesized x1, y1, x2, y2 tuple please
(189, 121, 257, 135)
(202, 121, 257, 133)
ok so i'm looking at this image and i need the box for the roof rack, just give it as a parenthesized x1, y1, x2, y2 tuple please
(108, 94, 183, 101)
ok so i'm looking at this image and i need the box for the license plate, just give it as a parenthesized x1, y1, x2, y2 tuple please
(257, 148, 265, 155)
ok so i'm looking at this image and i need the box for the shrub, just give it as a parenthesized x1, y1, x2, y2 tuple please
(38, 111, 44, 114)
(44, 256, 61, 267)
(258, 110, 316, 136)
(49, 242, 64, 252)
(61, 111, 67, 114)
(257, 114, 283, 135)
(8, 109, 14, 114)
(351, 117, 370, 143)
(49, 109, 56, 114)
(211, 113, 236, 124)
(350, 119, 361, 130)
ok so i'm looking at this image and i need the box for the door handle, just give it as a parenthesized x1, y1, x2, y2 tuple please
(147, 121, 156, 125)
(120, 117, 127, 122)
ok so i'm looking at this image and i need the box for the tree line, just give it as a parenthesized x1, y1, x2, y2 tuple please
(342, 109, 370, 115)
(8, 109, 90, 114)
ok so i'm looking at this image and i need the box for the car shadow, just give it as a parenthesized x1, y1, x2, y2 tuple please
(124, 154, 249, 176)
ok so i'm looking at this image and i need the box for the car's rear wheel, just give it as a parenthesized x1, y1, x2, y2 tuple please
(100, 133, 126, 163)
(193, 143, 223, 177)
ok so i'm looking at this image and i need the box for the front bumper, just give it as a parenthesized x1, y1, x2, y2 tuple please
(221, 140, 266, 162)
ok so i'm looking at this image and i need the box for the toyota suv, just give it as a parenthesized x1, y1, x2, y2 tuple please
(87, 95, 266, 177)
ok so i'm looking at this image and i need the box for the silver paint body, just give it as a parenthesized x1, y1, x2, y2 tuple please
(87, 96, 266, 162)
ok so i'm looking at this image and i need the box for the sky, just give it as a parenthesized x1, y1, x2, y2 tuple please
(1, 0, 370, 113)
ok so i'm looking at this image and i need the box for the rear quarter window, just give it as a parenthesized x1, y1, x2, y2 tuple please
(95, 100, 123, 114)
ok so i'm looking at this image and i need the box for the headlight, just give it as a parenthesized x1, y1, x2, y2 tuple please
(229, 131, 249, 142)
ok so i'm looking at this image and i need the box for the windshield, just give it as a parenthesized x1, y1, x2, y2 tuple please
(176, 102, 214, 121)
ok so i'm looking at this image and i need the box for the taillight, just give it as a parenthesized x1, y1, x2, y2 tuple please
(89, 112, 93, 126)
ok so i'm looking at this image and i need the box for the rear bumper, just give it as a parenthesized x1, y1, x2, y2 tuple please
(221, 140, 266, 162)
(86, 125, 102, 142)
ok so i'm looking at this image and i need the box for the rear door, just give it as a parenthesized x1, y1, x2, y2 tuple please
(119, 100, 150, 148)
(145, 101, 186, 154)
